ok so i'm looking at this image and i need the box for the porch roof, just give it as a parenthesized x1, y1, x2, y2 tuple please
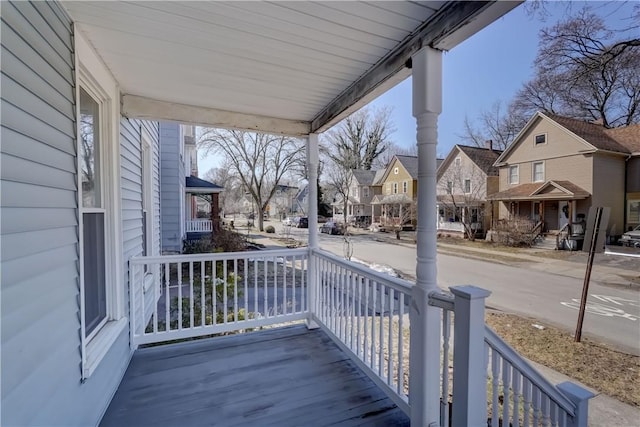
(100, 325, 409, 427)
(62, 1, 521, 136)
(488, 180, 590, 202)
(185, 175, 224, 194)
(371, 194, 414, 205)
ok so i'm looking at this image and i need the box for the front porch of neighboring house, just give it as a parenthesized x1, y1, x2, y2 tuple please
(185, 176, 224, 241)
(115, 247, 591, 427)
(371, 194, 416, 230)
(436, 197, 488, 237)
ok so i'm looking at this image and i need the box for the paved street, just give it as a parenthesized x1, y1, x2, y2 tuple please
(277, 224, 640, 355)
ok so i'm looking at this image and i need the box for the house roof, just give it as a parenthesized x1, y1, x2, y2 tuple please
(456, 145, 503, 176)
(351, 169, 378, 186)
(372, 169, 386, 186)
(395, 155, 419, 179)
(495, 112, 634, 165)
(371, 193, 414, 205)
(186, 176, 224, 193)
(62, 2, 520, 136)
(544, 114, 632, 154)
(604, 124, 640, 154)
(488, 180, 590, 201)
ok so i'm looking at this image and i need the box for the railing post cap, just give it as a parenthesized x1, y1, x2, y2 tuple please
(450, 285, 491, 300)
(557, 381, 595, 402)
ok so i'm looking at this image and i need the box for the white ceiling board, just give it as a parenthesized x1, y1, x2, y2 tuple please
(62, 1, 522, 134)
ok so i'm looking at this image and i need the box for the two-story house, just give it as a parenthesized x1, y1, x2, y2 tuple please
(267, 184, 299, 219)
(372, 155, 419, 228)
(437, 143, 502, 237)
(489, 112, 638, 238)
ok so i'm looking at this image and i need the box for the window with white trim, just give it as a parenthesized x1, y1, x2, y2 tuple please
(533, 161, 545, 182)
(455, 157, 461, 167)
(393, 182, 398, 194)
(464, 179, 471, 194)
(363, 187, 369, 198)
(402, 181, 408, 193)
(394, 167, 399, 174)
(534, 133, 547, 145)
(509, 165, 519, 184)
(141, 133, 153, 264)
(77, 32, 125, 380)
(447, 181, 452, 193)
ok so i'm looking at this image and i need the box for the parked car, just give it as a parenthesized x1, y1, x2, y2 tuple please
(282, 217, 294, 226)
(297, 217, 309, 228)
(321, 221, 345, 235)
(369, 222, 386, 232)
(620, 225, 640, 248)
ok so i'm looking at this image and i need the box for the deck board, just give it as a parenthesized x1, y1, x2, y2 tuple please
(101, 325, 409, 427)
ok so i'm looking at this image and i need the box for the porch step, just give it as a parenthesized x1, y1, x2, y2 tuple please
(533, 234, 558, 250)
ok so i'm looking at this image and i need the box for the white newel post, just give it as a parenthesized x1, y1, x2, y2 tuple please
(306, 133, 320, 329)
(450, 285, 491, 427)
(557, 382, 594, 427)
(410, 46, 442, 427)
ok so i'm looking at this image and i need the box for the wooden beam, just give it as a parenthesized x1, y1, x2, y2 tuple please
(122, 94, 311, 137)
(310, 1, 522, 133)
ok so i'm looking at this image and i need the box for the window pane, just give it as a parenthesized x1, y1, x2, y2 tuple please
(84, 212, 106, 335)
(80, 88, 100, 208)
(534, 163, 544, 181)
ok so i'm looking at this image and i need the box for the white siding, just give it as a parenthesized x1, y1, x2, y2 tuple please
(160, 122, 184, 252)
(1, 2, 127, 425)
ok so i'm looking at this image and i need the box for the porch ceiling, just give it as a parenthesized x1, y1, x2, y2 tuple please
(62, 1, 521, 135)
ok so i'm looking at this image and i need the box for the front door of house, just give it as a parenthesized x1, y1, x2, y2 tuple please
(558, 201, 569, 230)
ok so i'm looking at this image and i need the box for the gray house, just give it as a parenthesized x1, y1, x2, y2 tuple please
(1, 2, 592, 427)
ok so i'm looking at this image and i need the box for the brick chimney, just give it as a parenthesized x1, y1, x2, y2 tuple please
(485, 140, 493, 151)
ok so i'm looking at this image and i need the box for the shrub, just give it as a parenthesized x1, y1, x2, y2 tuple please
(265, 225, 275, 233)
(183, 229, 248, 254)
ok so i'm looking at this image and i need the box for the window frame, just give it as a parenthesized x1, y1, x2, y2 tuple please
(393, 167, 399, 175)
(534, 133, 547, 145)
(76, 32, 125, 380)
(508, 165, 519, 185)
(392, 182, 398, 194)
(532, 161, 545, 182)
(464, 179, 471, 194)
(402, 181, 408, 193)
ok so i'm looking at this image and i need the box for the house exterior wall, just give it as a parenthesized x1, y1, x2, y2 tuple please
(591, 154, 626, 235)
(382, 158, 415, 196)
(160, 122, 185, 253)
(1, 3, 160, 425)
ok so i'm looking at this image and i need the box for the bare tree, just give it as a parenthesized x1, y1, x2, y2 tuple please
(514, 8, 640, 127)
(437, 160, 489, 241)
(384, 196, 416, 240)
(198, 129, 305, 231)
(373, 142, 417, 169)
(203, 164, 244, 216)
(460, 101, 527, 150)
(322, 106, 395, 225)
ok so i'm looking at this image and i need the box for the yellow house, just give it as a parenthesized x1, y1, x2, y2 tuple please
(372, 155, 418, 228)
(490, 112, 638, 238)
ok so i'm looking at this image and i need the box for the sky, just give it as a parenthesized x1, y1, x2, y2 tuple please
(199, 1, 637, 174)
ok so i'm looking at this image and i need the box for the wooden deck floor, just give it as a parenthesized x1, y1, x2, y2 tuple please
(101, 325, 409, 427)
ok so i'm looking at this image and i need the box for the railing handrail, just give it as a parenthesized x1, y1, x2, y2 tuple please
(311, 248, 413, 293)
(186, 219, 212, 222)
(427, 290, 454, 311)
(130, 248, 309, 265)
(484, 325, 577, 416)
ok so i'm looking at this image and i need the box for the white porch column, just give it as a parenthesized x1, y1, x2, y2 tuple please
(306, 133, 319, 329)
(410, 46, 442, 427)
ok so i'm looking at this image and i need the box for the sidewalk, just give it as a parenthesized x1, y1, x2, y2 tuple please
(248, 230, 640, 426)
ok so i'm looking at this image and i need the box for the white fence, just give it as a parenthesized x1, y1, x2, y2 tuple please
(185, 219, 212, 232)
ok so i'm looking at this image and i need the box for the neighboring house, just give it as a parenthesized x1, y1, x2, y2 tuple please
(4, 3, 589, 427)
(160, 123, 223, 252)
(372, 155, 419, 227)
(489, 112, 638, 238)
(267, 184, 299, 219)
(295, 184, 310, 215)
(331, 169, 384, 225)
(436, 143, 502, 236)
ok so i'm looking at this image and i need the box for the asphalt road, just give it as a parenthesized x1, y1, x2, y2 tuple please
(299, 229, 640, 356)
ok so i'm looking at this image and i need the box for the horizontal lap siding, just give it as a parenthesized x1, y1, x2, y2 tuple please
(160, 122, 183, 252)
(120, 118, 161, 328)
(0, 2, 145, 426)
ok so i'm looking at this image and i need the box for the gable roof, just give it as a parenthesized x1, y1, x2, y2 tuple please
(604, 124, 640, 154)
(351, 169, 378, 186)
(457, 145, 503, 176)
(488, 180, 589, 201)
(395, 155, 418, 179)
(544, 114, 631, 154)
(495, 111, 633, 165)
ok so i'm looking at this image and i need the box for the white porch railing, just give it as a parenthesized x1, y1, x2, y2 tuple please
(311, 249, 412, 416)
(437, 220, 465, 232)
(129, 248, 309, 345)
(429, 289, 593, 427)
(129, 247, 592, 426)
(185, 219, 212, 233)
